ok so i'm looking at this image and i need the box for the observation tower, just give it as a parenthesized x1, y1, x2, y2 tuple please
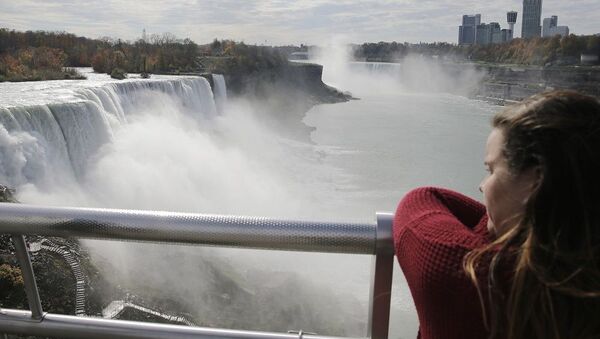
(507, 11, 518, 34)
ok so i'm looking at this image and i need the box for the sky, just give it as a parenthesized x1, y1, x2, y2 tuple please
(0, 0, 599, 46)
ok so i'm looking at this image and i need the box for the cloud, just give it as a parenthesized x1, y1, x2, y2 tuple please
(0, 0, 598, 44)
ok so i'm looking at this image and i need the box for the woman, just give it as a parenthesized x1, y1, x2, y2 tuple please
(394, 91, 600, 339)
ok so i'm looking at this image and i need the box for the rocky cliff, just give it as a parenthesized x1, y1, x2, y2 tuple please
(473, 64, 600, 103)
(223, 62, 351, 104)
(211, 62, 352, 140)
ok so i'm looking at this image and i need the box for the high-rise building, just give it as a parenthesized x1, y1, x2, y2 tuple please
(522, 0, 542, 39)
(543, 15, 569, 37)
(542, 16, 556, 36)
(501, 29, 513, 42)
(465, 11, 517, 46)
(489, 22, 503, 44)
(459, 14, 481, 45)
(475, 22, 512, 46)
(476, 24, 492, 45)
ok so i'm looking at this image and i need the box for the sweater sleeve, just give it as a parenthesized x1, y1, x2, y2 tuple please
(396, 187, 486, 230)
(392, 187, 491, 339)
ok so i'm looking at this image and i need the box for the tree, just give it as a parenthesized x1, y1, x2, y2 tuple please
(585, 35, 600, 53)
(110, 50, 127, 70)
(92, 49, 110, 73)
(211, 39, 222, 55)
(0, 264, 27, 308)
(561, 35, 583, 57)
(32, 47, 66, 70)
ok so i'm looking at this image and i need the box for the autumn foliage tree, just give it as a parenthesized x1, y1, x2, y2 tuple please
(2, 28, 203, 79)
(0, 45, 78, 81)
(463, 35, 600, 65)
(351, 35, 600, 66)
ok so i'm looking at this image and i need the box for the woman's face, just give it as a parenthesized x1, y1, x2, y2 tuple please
(480, 128, 538, 237)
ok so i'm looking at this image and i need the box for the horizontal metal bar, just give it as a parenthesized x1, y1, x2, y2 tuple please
(0, 204, 379, 254)
(0, 309, 360, 339)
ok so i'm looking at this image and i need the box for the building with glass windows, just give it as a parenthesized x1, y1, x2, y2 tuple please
(542, 15, 569, 38)
(459, 14, 481, 45)
(522, 0, 542, 39)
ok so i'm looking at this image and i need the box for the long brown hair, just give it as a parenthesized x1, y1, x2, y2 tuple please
(464, 91, 600, 339)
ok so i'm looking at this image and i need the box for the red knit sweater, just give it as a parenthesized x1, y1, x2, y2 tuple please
(393, 187, 491, 339)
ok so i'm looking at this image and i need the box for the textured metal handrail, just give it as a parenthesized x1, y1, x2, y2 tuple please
(0, 204, 395, 339)
(0, 309, 355, 339)
(0, 204, 376, 254)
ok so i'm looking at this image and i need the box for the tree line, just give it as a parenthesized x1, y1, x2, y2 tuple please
(0, 28, 202, 81)
(0, 28, 292, 82)
(0, 28, 106, 81)
(353, 35, 600, 66)
(207, 39, 288, 75)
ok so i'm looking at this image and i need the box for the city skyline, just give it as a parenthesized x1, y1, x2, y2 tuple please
(0, 0, 598, 45)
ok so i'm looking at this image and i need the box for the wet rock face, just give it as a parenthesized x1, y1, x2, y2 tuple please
(214, 63, 352, 142)
(225, 63, 352, 104)
(0, 185, 19, 305)
(473, 64, 600, 102)
(0, 184, 17, 203)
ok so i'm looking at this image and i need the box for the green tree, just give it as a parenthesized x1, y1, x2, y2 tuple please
(0, 264, 27, 308)
(585, 35, 600, 53)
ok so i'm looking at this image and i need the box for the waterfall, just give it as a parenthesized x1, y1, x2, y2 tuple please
(0, 77, 218, 189)
(212, 74, 227, 114)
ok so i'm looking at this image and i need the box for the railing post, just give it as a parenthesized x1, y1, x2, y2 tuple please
(367, 213, 394, 339)
(11, 235, 44, 320)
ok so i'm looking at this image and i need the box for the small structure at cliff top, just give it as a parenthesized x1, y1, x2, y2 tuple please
(581, 53, 600, 65)
(289, 52, 309, 60)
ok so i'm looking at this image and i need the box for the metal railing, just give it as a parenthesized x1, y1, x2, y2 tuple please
(0, 203, 394, 339)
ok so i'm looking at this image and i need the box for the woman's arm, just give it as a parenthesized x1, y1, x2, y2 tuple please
(395, 187, 486, 230)
(392, 188, 490, 339)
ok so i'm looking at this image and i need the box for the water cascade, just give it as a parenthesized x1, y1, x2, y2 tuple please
(212, 74, 227, 114)
(0, 77, 217, 190)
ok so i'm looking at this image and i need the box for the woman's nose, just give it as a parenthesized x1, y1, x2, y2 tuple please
(478, 177, 487, 193)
